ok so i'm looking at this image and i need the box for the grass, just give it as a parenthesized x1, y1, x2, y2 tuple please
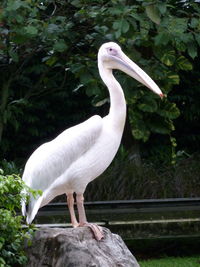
(139, 256, 200, 267)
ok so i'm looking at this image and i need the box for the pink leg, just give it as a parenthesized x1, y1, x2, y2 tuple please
(67, 193, 79, 228)
(76, 193, 104, 241)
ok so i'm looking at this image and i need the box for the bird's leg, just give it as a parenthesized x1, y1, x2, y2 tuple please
(67, 193, 79, 228)
(76, 193, 104, 241)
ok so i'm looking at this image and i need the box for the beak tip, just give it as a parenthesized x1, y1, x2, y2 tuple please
(159, 93, 165, 99)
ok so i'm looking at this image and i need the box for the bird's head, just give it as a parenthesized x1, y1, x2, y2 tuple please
(98, 42, 164, 98)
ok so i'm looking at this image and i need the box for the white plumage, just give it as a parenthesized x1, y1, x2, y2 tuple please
(22, 42, 163, 240)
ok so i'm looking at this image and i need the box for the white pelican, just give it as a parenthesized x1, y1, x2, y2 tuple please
(22, 42, 163, 240)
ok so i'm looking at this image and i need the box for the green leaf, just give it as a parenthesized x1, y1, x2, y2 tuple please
(161, 51, 176, 66)
(9, 50, 19, 63)
(190, 18, 199, 28)
(168, 18, 188, 35)
(113, 19, 129, 38)
(15, 14, 24, 23)
(85, 85, 99, 97)
(53, 40, 67, 52)
(148, 118, 173, 134)
(159, 102, 180, 119)
(167, 73, 180, 85)
(12, 34, 28, 44)
(121, 19, 129, 33)
(176, 56, 193, 71)
(70, 63, 84, 74)
(113, 20, 119, 30)
(80, 72, 93, 85)
(137, 99, 158, 113)
(179, 32, 193, 43)
(43, 56, 58, 66)
(71, 0, 82, 7)
(109, 6, 124, 16)
(0, 237, 5, 250)
(132, 127, 150, 142)
(157, 3, 167, 15)
(145, 4, 160, 25)
(115, 29, 121, 39)
(7, 0, 23, 11)
(47, 24, 60, 34)
(140, 20, 150, 38)
(175, 40, 186, 52)
(113, 20, 122, 38)
(25, 25, 38, 36)
(195, 34, 200, 46)
(154, 32, 170, 46)
(187, 43, 197, 59)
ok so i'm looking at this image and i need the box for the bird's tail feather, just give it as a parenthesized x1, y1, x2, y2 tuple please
(21, 188, 27, 217)
(21, 200, 26, 217)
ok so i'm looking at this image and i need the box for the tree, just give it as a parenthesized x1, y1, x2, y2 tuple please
(0, 0, 88, 159)
(0, 0, 199, 164)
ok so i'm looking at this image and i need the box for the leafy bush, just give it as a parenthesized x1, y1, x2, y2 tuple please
(0, 169, 32, 267)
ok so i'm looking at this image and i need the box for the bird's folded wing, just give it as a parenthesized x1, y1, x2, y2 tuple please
(22, 115, 103, 190)
(53, 114, 103, 162)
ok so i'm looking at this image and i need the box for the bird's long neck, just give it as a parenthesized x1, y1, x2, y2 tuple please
(99, 66, 126, 132)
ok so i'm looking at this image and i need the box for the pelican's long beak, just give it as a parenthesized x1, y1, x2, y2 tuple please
(110, 52, 164, 98)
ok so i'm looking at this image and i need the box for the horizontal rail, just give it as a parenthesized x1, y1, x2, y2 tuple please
(39, 197, 200, 211)
(34, 218, 200, 228)
(35, 197, 200, 225)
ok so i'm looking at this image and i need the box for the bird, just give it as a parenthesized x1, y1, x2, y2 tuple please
(22, 42, 163, 240)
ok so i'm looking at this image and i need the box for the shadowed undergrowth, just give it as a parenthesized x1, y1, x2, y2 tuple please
(85, 153, 200, 201)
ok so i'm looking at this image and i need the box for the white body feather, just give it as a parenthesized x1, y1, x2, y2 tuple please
(22, 112, 125, 223)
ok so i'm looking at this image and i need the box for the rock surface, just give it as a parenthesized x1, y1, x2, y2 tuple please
(25, 227, 140, 267)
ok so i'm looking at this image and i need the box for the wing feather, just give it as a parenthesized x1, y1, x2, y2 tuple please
(22, 115, 103, 192)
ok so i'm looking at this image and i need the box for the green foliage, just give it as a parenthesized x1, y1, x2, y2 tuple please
(0, 209, 27, 267)
(0, 173, 25, 212)
(0, 0, 199, 162)
(0, 169, 36, 267)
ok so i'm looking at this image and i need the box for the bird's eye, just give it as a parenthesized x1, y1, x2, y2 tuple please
(107, 47, 117, 56)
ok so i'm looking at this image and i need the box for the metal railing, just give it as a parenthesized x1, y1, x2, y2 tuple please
(33, 198, 200, 238)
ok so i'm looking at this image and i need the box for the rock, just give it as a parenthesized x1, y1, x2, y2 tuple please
(25, 227, 140, 267)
